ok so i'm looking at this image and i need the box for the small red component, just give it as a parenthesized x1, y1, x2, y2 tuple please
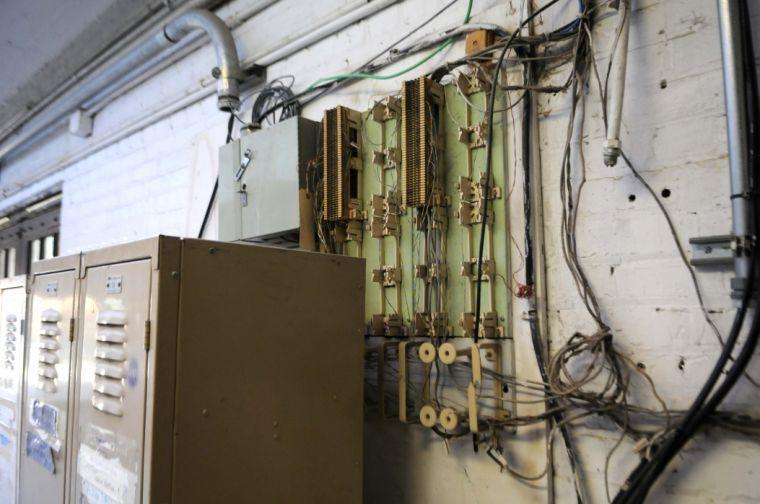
(516, 284, 534, 298)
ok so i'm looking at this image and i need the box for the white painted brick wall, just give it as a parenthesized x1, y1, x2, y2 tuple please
(1, 0, 758, 502)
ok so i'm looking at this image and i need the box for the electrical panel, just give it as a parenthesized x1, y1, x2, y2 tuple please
(311, 76, 516, 432)
(0, 276, 26, 504)
(218, 116, 320, 245)
(19, 254, 81, 504)
(40, 237, 363, 504)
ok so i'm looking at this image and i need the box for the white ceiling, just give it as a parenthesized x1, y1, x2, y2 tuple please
(0, 0, 165, 127)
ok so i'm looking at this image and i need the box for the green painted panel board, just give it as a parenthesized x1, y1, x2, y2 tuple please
(354, 82, 513, 341)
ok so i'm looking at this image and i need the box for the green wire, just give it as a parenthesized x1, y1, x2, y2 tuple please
(304, 0, 474, 92)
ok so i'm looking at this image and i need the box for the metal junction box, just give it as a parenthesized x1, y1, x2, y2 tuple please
(30, 237, 365, 504)
(19, 254, 81, 504)
(218, 116, 320, 244)
(0, 276, 26, 504)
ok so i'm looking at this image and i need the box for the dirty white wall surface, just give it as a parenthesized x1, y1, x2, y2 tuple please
(1, 0, 759, 502)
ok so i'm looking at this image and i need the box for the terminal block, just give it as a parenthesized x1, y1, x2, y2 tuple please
(372, 265, 402, 287)
(457, 175, 500, 226)
(370, 194, 400, 238)
(401, 77, 445, 208)
(323, 106, 363, 222)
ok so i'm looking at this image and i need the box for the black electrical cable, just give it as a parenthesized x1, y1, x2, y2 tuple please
(197, 113, 235, 238)
(473, 0, 563, 343)
(250, 76, 300, 126)
(520, 35, 585, 504)
(611, 155, 757, 504)
(613, 2, 760, 501)
(468, 1, 586, 502)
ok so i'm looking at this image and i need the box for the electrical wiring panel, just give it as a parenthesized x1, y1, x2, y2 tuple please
(316, 76, 511, 340)
(313, 74, 517, 432)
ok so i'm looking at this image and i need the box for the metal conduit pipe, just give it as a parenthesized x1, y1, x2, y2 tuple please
(83, 0, 277, 116)
(717, 0, 753, 298)
(164, 9, 243, 112)
(0, 0, 191, 142)
(602, 0, 631, 167)
(0, 6, 240, 161)
(0, 0, 401, 201)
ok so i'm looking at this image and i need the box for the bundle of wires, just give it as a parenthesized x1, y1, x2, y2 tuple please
(425, 0, 759, 501)
(612, 1, 760, 501)
(202, 0, 760, 500)
(253, 0, 477, 122)
(250, 76, 300, 126)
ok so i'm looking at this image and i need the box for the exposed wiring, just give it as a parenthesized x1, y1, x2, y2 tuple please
(250, 76, 301, 126)
(253, 0, 467, 124)
(612, 0, 760, 500)
(303, 0, 474, 92)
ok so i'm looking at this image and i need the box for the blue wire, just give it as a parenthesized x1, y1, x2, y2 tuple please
(559, 0, 584, 33)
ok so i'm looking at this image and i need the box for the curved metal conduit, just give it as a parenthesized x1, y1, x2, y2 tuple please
(164, 9, 242, 112)
(0, 7, 242, 161)
(0, 0, 403, 203)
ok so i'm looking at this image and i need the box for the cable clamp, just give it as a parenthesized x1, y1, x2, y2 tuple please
(730, 191, 760, 200)
(731, 235, 755, 257)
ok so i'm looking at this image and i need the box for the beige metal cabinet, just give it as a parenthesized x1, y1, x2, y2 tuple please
(67, 237, 364, 504)
(19, 255, 81, 504)
(0, 276, 26, 504)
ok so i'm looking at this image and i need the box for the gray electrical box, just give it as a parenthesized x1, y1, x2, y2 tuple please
(218, 116, 319, 244)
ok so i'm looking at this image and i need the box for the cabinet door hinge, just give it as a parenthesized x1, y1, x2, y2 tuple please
(144, 320, 151, 351)
(69, 318, 75, 342)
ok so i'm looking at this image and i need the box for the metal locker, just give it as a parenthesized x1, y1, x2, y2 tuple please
(64, 236, 364, 504)
(71, 258, 153, 504)
(19, 255, 81, 504)
(0, 276, 26, 504)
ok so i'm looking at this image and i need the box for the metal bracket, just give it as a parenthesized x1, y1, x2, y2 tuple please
(689, 234, 734, 267)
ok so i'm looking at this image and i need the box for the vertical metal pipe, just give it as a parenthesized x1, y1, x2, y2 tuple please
(717, 0, 752, 298)
(603, 0, 631, 166)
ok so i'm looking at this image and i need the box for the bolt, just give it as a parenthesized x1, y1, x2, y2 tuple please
(273, 420, 278, 427)
(208, 247, 219, 254)
(273, 433, 279, 440)
(171, 271, 179, 279)
(211, 67, 222, 78)
(201, 408, 209, 417)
